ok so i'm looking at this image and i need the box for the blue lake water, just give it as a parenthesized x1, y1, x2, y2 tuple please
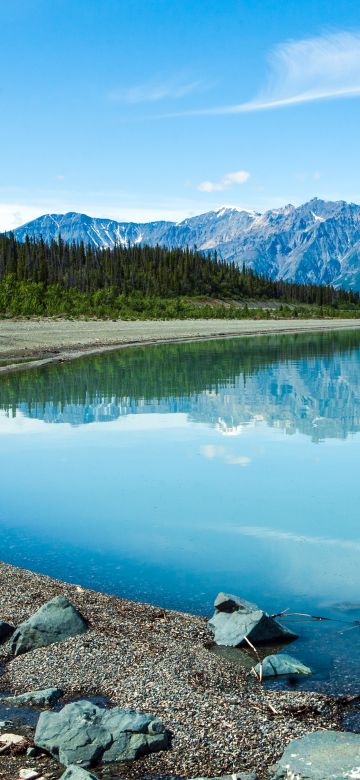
(1, 330, 360, 698)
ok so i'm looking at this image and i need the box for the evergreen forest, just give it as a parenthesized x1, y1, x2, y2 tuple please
(0, 232, 359, 318)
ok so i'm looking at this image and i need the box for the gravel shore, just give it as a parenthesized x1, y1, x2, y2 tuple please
(0, 561, 347, 780)
(1, 318, 360, 374)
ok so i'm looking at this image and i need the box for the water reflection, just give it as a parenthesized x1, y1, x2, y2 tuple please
(1, 330, 360, 441)
(1, 330, 360, 695)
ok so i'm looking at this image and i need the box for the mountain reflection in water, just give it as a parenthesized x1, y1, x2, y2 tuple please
(1, 329, 360, 697)
(1, 330, 360, 441)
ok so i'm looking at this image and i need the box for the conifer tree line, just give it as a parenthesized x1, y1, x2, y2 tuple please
(0, 232, 358, 307)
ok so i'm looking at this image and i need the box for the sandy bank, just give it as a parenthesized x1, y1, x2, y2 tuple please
(0, 318, 360, 374)
(0, 561, 347, 780)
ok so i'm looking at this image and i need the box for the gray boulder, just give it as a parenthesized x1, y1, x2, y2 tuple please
(35, 699, 168, 767)
(254, 653, 312, 678)
(60, 767, 99, 780)
(9, 596, 88, 656)
(0, 688, 63, 707)
(272, 730, 360, 779)
(209, 593, 298, 647)
(0, 620, 14, 644)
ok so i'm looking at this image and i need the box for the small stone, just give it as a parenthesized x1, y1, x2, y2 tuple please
(19, 770, 40, 780)
(191, 775, 258, 780)
(253, 653, 312, 678)
(0, 619, 14, 643)
(0, 732, 27, 753)
(1, 688, 64, 707)
(27, 746, 39, 757)
(0, 732, 27, 746)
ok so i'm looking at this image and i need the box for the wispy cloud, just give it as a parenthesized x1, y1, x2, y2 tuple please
(200, 444, 251, 467)
(198, 170, 250, 192)
(108, 76, 207, 104)
(175, 31, 360, 116)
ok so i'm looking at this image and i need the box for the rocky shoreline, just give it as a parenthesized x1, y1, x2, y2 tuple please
(1, 318, 360, 375)
(0, 561, 357, 780)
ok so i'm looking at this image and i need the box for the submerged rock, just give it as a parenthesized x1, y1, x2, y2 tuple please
(209, 593, 298, 647)
(60, 767, 99, 780)
(0, 620, 14, 644)
(254, 653, 312, 678)
(9, 596, 88, 656)
(0, 687, 63, 707)
(272, 730, 360, 779)
(34, 699, 168, 767)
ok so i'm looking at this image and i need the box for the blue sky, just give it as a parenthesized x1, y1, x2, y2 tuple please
(1, 0, 360, 230)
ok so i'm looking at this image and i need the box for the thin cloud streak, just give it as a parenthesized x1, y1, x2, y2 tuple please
(108, 77, 208, 104)
(169, 31, 360, 116)
(230, 524, 360, 551)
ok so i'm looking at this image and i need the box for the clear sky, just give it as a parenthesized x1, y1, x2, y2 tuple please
(1, 0, 360, 230)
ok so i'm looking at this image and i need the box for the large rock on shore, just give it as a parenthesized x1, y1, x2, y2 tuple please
(35, 699, 168, 767)
(272, 730, 360, 779)
(254, 653, 312, 678)
(209, 593, 298, 647)
(0, 688, 63, 707)
(60, 767, 99, 780)
(9, 596, 88, 656)
(0, 620, 14, 644)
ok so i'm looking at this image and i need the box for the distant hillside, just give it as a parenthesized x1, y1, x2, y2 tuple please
(10, 198, 360, 291)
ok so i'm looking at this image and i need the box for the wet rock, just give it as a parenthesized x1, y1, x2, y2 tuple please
(9, 596, 88, 656)
(0, 687, 63, 707)
(0, 620, 14, 643)
(60, 767, 99, 780)
(209, 593, 298, 647)
(253, 653, 312, 678)
(34, 699, 168, 767)
(272, 730, 360, 779)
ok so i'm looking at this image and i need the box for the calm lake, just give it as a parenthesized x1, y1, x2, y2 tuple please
(1, 330, 360, 698)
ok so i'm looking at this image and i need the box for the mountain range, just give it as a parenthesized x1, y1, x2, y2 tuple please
(11, 197, 360, 290)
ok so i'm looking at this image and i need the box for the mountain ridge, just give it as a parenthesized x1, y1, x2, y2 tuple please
(9, 197, 360, 291)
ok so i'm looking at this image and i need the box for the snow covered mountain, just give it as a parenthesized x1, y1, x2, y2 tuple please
(11, 198, 360, 290)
